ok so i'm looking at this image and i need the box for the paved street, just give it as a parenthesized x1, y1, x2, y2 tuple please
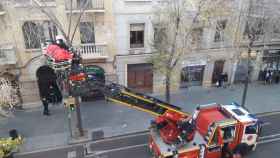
(1, 83, 280, 153)
(13, 112, 280, 158)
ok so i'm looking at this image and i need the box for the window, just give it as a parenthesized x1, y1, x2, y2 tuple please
(0, 49, 5, 58)
(22, 21, 57, 49)
(214, 20, 227, 42)
(232, 109, 245, 116)
(130, 23, 144, 48)
(43, 21, 58, 42)
(80, 22, 95, 44)
(154, 25, 167, 45)
(22, 22, 42, 49)
(243, 18, 264, 40)
(245, 124, 258, 134)
(77, 0, 92, 9)
(272, 19, 280, 39)
(221, 126, 235, 142)
(191, 28, 203, 48)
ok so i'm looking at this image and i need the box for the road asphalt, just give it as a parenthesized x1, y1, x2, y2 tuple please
(1, 82, 280, 153)
(13, 112, 280, 158)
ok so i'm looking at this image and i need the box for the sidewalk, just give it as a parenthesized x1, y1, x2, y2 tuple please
(1, 82, 280, 153)
(167, 83, 280, 114)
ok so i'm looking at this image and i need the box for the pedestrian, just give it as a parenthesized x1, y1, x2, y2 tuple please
(275, 71, 280, 84)
(42, 97, 50, 116)
(265, 71, 270, 85)
(270, 71, 274, 84)
(49, 85, 56, 105)
(217, 74, 223, 88)
(223, 73, 228, 88)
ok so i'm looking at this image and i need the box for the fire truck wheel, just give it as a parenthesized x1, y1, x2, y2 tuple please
(232, 153, 242, 158)
(233, 143, 251, 157)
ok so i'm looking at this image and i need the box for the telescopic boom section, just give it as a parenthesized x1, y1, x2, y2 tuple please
(101, 83, 189, 117)
(43, 43, 189, 118)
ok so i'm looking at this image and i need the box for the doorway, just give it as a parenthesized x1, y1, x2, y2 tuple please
(127, 63, 153, 93)
(212, 60, 225, 84)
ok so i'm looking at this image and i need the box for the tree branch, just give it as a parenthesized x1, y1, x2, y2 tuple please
(70, 0, 90, 44)
(67, 0, 74, 40)
(32, 0, 71, 46)
(170, 0, 207, 69)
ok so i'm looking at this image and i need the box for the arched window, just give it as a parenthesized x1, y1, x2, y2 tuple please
(22, 21, 58, 49)
(22, 21, 42, 49)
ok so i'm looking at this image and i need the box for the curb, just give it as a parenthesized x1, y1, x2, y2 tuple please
(22, 101, 42, 109)
(14, 129, 149, 156)
(255, 111, 280, 117)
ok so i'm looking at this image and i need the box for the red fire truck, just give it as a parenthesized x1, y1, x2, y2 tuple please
(148, 103, 260, 158)
(46, 43, 261, 158)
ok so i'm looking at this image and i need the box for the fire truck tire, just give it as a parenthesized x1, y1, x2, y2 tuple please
(233, 143, 251, 157)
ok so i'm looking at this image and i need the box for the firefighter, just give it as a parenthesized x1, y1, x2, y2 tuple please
(55, 35, 69, 50)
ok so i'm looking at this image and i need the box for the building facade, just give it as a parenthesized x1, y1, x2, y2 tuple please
(1, 0, 280, 105)
(113, 0, 156, 93)
(0, 0, 116, 105)
(113, 0, 280, 93)
(113, 0, 239, 93)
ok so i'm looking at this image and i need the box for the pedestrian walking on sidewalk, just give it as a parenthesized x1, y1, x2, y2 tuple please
(49, 85, 56, 105)
(223, 73, 228, 88)
(265, 71, 270, 85)
(216, 74, 223, 88)
(269, 71, 274, 84)
(275, 71, 280, 84)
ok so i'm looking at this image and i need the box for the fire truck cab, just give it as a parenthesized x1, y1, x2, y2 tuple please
(149, 103, 260, 158)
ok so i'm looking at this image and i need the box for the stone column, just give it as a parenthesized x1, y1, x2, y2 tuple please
(203, 59, 214, 87)
(251, 50, 263, 81)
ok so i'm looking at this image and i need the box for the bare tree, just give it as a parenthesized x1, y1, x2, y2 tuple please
(239, 0, 280, 106)
(30, 0, 92, 47)
(149, 0, 207, 103)
(201, 0, 280, 106)
(26, 0, 95, 137)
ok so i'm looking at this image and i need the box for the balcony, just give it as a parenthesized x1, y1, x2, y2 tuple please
(14, 0, 56, 7)
(77, 43, 108, 60)
(0, 45, 17, 65)
(65, 0, 104, 13)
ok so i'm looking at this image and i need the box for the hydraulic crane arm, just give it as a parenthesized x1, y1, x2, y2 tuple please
(43, 44, 189, 118)
(89, 81, 189, 117)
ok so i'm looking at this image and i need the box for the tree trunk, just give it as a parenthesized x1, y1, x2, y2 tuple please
(241, 41, 252, 107)
(241, 77, 249, 107)
(165, 72, 171, 103)
(75, 97, 84, 137)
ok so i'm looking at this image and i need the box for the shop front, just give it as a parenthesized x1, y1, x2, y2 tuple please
(259, 49, 280, 82)
(180, 59, 206, 87)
